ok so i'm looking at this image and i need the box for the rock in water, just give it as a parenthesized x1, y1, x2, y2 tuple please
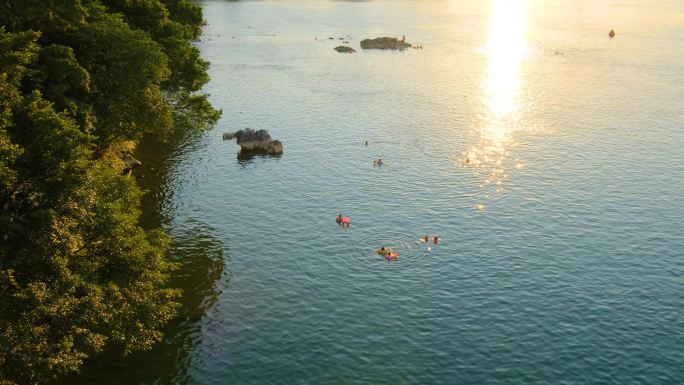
(360, 37, 412, 50)
(267, 140, 283, 154)
(334, 46, 356, 53)
(224, 128, 283, 155)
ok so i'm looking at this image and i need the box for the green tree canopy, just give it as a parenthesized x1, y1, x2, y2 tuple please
(0, 1, 220, 383)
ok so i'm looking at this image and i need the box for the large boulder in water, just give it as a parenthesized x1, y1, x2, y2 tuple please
(223, 128, 283, 155)
(360, 37, 411, 50)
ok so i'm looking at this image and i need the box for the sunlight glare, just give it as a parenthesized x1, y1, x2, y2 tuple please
(460, 0, 529, 199)
(485, 0, 528, 123)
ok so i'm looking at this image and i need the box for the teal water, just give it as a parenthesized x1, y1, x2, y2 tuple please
(72, 0, 684, 383)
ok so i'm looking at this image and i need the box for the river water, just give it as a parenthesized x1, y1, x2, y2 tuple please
(72, 0, 684, 384)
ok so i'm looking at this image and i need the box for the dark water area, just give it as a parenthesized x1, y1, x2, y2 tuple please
(66, 0, 684, 384)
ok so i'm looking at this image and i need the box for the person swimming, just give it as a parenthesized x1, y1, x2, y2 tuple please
(384, 251, 398, 260)
(378, 247, 394, 256)
(341, 216, 350, 227)
(336, 214, 343, 226)
(420, 236, 429, 242)
(433, 236, 440, 244)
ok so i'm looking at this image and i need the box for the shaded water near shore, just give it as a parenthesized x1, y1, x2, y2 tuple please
(71, 0, 683, 384)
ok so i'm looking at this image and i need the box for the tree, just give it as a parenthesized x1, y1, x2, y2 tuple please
(99, 0, 220, 134)
(0, 0, 219, 382)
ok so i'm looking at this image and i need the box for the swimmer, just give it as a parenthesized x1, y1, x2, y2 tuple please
(385, 252, 398, 260)
(433, 236, 440, 244)
(336, 214, 343, 226)
(375, 158, 383, 166)
(420, 236, 429, 243)
(341, 216, 350, 228)
(378, 247, 393, 255)
(365, 140, 368, 146)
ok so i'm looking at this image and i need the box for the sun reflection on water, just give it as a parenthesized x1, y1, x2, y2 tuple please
(460, 0, 529, 199)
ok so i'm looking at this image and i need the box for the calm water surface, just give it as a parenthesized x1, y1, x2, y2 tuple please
(75, 0, 684, 383)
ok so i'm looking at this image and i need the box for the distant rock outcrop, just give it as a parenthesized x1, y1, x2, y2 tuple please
(360, 37, 411, 50)
(334, 46, 356, 53)
(223, 128, 283, 155)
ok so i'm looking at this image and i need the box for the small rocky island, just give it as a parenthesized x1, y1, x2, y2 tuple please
(223, 128, 283, 155)
(334, 46, 356, 53)
(360, 37, 412, 50)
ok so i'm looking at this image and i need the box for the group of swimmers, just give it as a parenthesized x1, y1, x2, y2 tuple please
(334, 217, 445, 260)
(376, 236, 444, 261)
(420, 235, 440, 244)
(336, 214, 351, 228)
(342, 137, 440, 261)
(335, 216, 444, 260)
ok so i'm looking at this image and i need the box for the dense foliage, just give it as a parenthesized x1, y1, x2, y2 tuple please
(0, 1, 220, 384)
